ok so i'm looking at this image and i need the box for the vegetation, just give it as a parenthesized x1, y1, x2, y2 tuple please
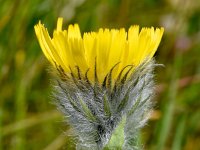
(0, 0, 200, 149)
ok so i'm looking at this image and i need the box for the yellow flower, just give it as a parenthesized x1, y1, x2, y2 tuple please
(34, 18, 164, 84)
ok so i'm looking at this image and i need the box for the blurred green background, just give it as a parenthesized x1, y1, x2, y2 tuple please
(0, 0, 200, 149)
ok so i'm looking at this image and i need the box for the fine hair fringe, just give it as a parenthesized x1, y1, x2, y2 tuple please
(50, 59, 156, 150)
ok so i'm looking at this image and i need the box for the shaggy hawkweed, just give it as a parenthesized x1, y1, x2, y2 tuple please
(34, 18, 164, 150)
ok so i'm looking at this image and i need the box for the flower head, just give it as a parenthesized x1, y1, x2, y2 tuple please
(35, 18, 163, 84)
(34, 18, 164, 149)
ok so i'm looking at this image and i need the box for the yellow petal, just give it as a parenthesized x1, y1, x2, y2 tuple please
(34, 18, 164, 84)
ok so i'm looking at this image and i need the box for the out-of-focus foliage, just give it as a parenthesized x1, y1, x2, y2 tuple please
(0, 0, 200, 149)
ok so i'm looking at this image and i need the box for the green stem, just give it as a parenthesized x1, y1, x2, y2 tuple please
(172, 116, 186, 150)
(155, 53, 182, 150)
(13, 80, 27, 150)
(104, 117, 126, 150)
